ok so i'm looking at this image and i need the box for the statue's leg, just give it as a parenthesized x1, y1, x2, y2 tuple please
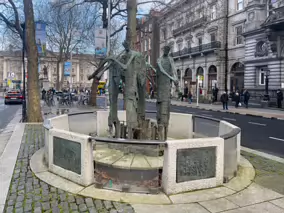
(125, 97, 138, 139)
(108, 75, 119, 136)
(137, 73, 146, 126)
(113, 76, 121, 137)
(157, 101, 170, 140)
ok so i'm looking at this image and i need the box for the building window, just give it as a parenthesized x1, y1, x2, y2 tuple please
(162, 28, 167, 40)
(210, 33, 216, 42)
(187, 40, 191, 48)
(259, 70, 265, 85)
(198, 37, 202, 46)
(235, 25, 243, 45)
(54, 68, 56, 73)
(72, 68, 74, 73)
(169, 23, 174, 32)
(149, 23, 152, 31)
(144, 40, 147, 51)
(237, 0, 244, 11)
(148, 38, 151, 50)
(80, 75, 83, 81)
(211, 5, 216, 20)
(178, 43, 182, 51)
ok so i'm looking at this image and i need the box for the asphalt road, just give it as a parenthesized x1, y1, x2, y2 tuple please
(96, 97, 284, 158)
(0, 97, 21, 133)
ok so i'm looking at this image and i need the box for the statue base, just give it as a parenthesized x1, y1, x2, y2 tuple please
(41, 78, 50, 90)
(109, 119, 159, 140)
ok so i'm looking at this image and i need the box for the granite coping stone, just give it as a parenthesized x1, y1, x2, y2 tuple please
(31, 147, 255, 205)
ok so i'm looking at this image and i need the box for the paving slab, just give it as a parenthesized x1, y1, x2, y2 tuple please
(270, 198, 284, 209)
(79, 185, 171, 204)
(170, 187, 236, 204)
(132, 203, 210, 213)
(199, 198, 239, 213)
(30, 148, 48, 173)
(222, 202, 284, 213)
(226, 183, 283, 207)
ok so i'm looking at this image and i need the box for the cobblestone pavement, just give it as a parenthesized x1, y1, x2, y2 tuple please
(242, 150, 284, 195)
(3, 124, 134, 213)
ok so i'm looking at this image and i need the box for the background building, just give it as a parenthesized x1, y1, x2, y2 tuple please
(136, 10, 161, 93)
(158, 0, 227, 99)
(0, 49, 99, 90)
(142, 0, 284, 101)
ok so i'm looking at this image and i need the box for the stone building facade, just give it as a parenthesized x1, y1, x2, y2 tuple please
(158, 0, 228, 98)
(243, 0, 284, 97)
(0, 50, 98, 89)
(150, 0, 284, 99)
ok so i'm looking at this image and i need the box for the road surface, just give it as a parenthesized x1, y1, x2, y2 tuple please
(0, 97, 21, 133)
(96, 97, 284, 158)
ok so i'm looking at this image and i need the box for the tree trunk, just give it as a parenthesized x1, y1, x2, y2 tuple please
(126, 0, 137, 48)
(56, 60, 60, 90)
(89, 79, 98, 106)
(23, 0, 43, 122)
(60, 61, 65, 90)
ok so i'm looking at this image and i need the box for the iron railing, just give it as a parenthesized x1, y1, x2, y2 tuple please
(171, 41, 221, 58)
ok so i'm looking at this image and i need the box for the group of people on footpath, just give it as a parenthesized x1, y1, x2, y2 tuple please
(179, 86, 283, 110)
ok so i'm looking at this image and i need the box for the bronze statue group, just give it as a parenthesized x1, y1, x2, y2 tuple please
(89, 41, 178, 140)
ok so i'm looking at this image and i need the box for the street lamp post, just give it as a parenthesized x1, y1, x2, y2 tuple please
(21, 23, 27, 122)
(263, 68, 270, 101)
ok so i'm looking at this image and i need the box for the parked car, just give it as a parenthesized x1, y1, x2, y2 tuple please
(4, 91, 23, 105)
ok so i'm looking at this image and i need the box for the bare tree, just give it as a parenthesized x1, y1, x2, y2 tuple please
(0, 0, 43, 122)
(38, 1, 99, 90)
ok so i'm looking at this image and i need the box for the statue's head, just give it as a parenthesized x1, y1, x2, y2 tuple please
(122, 40, 130, 52)
(163, 45, 171, 56)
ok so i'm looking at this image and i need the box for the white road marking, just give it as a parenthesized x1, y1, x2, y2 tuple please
(269, 137, 284, 142)
(223, 117, 236, 121)
(175, 109, 183, 112)
(248, 122, 266, 126)
(201, 114, 212, 117)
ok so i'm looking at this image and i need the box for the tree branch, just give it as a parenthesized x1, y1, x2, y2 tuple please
(110, 23, 126, 37)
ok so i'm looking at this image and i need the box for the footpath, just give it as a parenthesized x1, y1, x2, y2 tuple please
(1, 102, 284, 212)
(147, 99, 284, 120)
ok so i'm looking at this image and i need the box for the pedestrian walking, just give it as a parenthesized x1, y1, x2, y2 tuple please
(220, 92, 229, 110)
(182, 87, 188, 101)
(277, 89, 283, 108)
(243, 89, 250, 108)
(188, 90, 193, 104)
(41, 88, 46, 100)
(235, 91, 240, 108)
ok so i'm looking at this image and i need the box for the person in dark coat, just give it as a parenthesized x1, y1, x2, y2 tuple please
(235, 91, 240, 108)
(220, 92, 229, 110)
(277, 89, 283, 108)
(243, 89, 250, 108)
(182, 87, 189, 101)
(188, 90, 192, 104)
(41, 88, 46, 100)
